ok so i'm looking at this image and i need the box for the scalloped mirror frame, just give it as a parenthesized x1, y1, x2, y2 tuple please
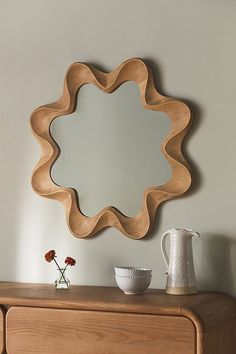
(31, 58, 192, 239)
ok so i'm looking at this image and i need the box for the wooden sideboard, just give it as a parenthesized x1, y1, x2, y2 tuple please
(0, 282, 235, 354)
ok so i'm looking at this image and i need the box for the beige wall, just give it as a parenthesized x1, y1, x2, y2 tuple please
(0, 0, 235, 297)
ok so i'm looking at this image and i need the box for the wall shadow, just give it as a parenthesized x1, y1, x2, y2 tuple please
(198, 233, 236, 297)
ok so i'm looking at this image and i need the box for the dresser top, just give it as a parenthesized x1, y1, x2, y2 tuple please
(0, 282, 235, 332)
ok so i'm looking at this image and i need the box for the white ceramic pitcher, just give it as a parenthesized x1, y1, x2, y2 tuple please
(161, 228, 200, 295)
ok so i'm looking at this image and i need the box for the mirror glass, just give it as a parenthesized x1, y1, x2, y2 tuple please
(50, 82, 171, 217)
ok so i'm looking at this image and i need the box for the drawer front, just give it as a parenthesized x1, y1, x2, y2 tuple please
(0, 307, 4, 354)
(6, 307, 195, 354)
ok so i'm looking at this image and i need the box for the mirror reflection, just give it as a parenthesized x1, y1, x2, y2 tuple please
(50, 82, 171, 216)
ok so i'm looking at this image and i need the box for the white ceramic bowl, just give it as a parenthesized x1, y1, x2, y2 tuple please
(114, 266, 152, 295)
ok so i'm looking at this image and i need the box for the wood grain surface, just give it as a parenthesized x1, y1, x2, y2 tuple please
(0, 283, 235, 354)
(0, 283, 235, 332)
(198, 317, 236, 354)
(6, 307, 195, 354)
(31, 58, 192, 239)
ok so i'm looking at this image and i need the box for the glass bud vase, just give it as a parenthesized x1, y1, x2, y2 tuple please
(55, 268, 70, 289)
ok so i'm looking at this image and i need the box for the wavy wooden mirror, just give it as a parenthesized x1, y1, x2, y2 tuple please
(31, 58, 192, 239)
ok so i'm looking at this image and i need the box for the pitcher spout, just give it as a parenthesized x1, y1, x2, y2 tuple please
(184, 228, 200, 238)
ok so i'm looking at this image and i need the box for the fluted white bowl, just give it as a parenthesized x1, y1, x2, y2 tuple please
(114, 266, 152, 295)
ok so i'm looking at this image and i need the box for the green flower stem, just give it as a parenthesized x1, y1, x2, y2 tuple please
(58, 265, 68, 284)
(53, 259, 69, 287)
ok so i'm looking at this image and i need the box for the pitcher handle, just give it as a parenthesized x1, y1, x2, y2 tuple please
(161, 231, 170, 275)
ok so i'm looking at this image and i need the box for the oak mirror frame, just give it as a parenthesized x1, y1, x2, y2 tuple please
(31, 58, 192, 239)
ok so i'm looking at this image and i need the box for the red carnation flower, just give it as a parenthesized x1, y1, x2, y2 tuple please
(45, 250, 56, 262)
(44, 251, 77, 289)
(65, 257, 76, 266)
